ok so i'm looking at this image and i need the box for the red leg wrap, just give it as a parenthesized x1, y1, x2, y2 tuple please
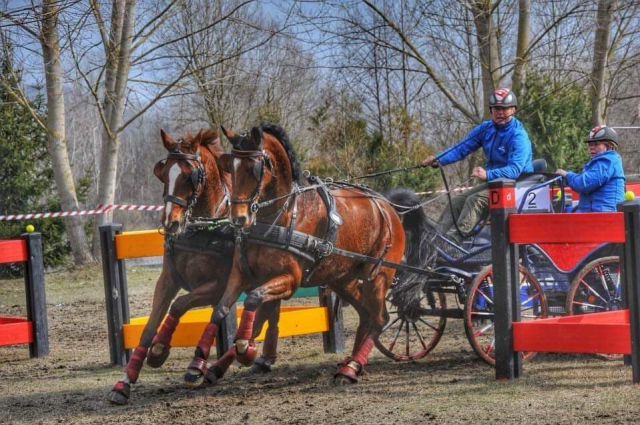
(212, 348, 236, 375)
(261, 326, 279, 363)
(152, 314, 179, 346)
(235, 340, 257, 366)
(335, 364, 359, 383)
(125, 346, 148, 383)
(352, 326, 368, 356)
(351, 337, 374, 369)
(235, 309, 256, 341)
(196, 322, 219, 360)
(188, 357, 209, 375)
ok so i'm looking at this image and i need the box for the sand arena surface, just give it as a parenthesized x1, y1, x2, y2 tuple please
(1, 264, 640, 424)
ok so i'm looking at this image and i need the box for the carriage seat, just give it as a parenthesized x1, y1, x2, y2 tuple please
(516, 158, 548, 184)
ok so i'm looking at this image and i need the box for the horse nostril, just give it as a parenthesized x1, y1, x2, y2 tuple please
(168, 221, 180, 234)
(233, 216, 247, 228)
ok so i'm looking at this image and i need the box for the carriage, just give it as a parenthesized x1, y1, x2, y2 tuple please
(375, 165, 625, 365)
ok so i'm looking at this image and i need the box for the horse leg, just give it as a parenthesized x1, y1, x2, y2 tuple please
(184, 271, 247, 387)
(250, 300, 281, 373)
(234, 276, 295, 366)
(202, 299, 280, 385)
(337, 268, 395, 384)
(108, 273, 179, 405)
(329, 279, 373, 384)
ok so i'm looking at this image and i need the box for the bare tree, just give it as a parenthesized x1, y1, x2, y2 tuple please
(1, 0, 92, 264)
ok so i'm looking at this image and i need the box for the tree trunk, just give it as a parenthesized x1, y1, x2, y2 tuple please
(471, 0, 501, 119)
(590, 0, 614, 126)
(40, 0, 92, 265)
(91, 0, 137, 257)
(512, 0, 530, 99)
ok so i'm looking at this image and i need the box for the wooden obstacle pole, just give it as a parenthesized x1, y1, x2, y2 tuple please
(622, 200, 640, 383)
(0, 232, 48, 357)
(488, 179, 521, 380)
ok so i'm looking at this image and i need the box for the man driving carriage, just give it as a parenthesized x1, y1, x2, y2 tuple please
(555, 125, 625, 212)
(421, 87, 533, 244)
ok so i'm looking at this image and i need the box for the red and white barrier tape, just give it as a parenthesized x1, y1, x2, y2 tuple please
(1, 187, 473, 221)
(416, 186, 472, 196)
(0, 204, 164, 221)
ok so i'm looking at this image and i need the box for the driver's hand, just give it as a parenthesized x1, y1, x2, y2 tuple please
(555, 169, 567, 178)
(471, 166, 487, 181)
(421, 155, 438, 168)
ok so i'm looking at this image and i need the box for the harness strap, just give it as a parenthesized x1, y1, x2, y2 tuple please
(236, 231, 263, 288)
(300, 177, 341, 285)
(242, 223, 433, 277)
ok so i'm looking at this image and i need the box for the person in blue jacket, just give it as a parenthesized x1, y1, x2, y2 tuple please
(555, 125, 625, 212)
(422, 88, 533, 244)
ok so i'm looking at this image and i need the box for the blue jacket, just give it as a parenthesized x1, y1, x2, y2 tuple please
(566, 150, 625, 212)
(436, 117, 533, 180)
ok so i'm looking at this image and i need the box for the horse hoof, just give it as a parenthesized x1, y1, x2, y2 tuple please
(147, 343, 171, 368)
(184, 357, 208, 388)
(334, 364, 359, 385)
(333, 374, 358, 386)
(184, 369, 205, 388)
(108, 381, 130, 405)
(249, 357, 272, 374)
(235, 341, 257, 366)
(204, 367, 222, 385)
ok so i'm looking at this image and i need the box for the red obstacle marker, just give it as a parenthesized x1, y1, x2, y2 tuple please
(0, 233, 48, 357)
(514, 310, 630, 355)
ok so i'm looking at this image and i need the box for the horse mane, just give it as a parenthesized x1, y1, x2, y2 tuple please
(184, 129, 224, 158)
(260, 123, 304, 185)
(184, 129, 231, 188)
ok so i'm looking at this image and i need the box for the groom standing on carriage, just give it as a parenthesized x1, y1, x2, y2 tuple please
(421, 87, 534, 244)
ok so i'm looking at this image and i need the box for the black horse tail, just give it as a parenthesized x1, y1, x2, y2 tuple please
(385, 188, 438, 306)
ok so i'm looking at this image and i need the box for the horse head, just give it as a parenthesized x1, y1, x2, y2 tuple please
(219, 125, 280, 228)
(154, 128, 230, 235)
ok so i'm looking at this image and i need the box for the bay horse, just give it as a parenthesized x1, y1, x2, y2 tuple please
(107, 129, 282, 405)
(205, 123, 434, 384)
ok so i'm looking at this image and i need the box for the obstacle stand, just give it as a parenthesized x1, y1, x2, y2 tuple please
(490, 179, 640, 383)
(100, 223, 345, 367)
(0, 233, 48, 357)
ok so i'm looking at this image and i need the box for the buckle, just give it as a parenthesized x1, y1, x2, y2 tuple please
(317, 241, 334, 258)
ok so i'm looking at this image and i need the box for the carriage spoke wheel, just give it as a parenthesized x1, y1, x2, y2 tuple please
(374, 284, 447, 361)
(464, 265, 548, 366)
(565, 256, 621, 360)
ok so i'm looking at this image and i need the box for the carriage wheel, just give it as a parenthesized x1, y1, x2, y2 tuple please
(374, 283, 447, 361)
(565, 256, 621, 316)
(464, 265, 548, 366)
(565, 256, 622, 360)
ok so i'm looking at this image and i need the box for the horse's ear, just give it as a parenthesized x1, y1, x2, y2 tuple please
(193, 128, 204, 147)
(250, 126, 263, 149)
(220, 125, 235, 141)
(219, 153, 232, 173)
(160, 129, 176, 151)
(154, 160, 165, 182)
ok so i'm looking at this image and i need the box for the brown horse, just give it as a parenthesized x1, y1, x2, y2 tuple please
(207, 123, 432, 384)
(107, 129, 281, 404)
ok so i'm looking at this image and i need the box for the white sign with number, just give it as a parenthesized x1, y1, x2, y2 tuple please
(515, 184, 551, 212)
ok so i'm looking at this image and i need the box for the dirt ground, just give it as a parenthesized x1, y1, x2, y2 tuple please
(2, 264, 640, 424)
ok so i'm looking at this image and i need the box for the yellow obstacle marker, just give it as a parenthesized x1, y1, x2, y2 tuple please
(115, 230, 164, 259)
(123, 306, 330, 349)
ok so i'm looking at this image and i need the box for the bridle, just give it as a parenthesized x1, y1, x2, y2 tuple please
(229, 147, 273, 216)
(160, 142, 229, 224)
